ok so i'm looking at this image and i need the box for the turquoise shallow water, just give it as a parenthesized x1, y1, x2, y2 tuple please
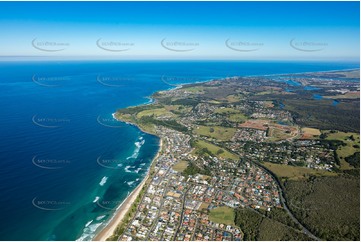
(0, 60, 358, 240)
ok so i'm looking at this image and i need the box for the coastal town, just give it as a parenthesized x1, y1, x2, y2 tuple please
(106, 69, 359, 241)
(1, 2, 359, 241)
(119, 127, 280, 241)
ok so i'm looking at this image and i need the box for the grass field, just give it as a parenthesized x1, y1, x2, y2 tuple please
(226, 94, 243, 103)
(323, 131, 360, 170)
(164, 104, 192, 114)
(209, 206, 235, 225)
(182, 86, 205, 93)
(193, 140, 239, 160)
(213, 107, 248, 123)
(136, 108, 175, 118)
(228, 113, 248, 123)
(207, 100, 222, 104)
(264, 162, 337, 180)
(214, 107, 240, 114)
(255, 90, 275, 96)
(194, 125, 236, 141)
(172, 160, 188, 172)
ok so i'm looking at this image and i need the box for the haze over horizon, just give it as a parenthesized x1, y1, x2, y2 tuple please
(0, 1, 359, 61)
(0, 1, 360, 241)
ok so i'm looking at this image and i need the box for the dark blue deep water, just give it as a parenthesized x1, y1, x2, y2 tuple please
(0, 60, 358, 240)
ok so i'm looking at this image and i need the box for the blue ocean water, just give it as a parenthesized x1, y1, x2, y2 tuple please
(0, 60, 358, 240)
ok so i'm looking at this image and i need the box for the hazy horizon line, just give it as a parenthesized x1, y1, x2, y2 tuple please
(0, 56, 359, 63)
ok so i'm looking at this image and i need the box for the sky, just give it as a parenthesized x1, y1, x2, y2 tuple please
(0, 1, 359, 61)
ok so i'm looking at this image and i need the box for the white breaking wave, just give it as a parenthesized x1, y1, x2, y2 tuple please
(92, 196, 100, 203)
(76, 222, 103, 241)
(96, 215, 106, 221)
(138, 139, 145, 147)
(126, 139, 145, 160)
(111, 113, 118, 120)
(85, 220, 93, 228)
(127, 178, 141, 187)
(134, 167, 142, 173)
(99, 176, 108, 186)
(124, 165, 136, 173)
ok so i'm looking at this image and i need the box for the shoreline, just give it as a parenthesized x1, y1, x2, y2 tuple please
(243, 67, 360, 78)
(93, 134, 163, 241)
(94, 67, 358, 241)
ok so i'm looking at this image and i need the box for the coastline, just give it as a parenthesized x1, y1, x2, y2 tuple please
(93, 130, 163, 241)
(93, 82, 190, 241)
(94, 67, 358, 241)
(243, 67, 360, 78)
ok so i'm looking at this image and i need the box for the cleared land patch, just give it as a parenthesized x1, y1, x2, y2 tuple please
(267, 125, 298, 142)
(301, 127, 321, 139)
(324, 131, 360, 170)
(264, 162, 336, 180)
(172, 160, 188, 172)
(228, 113, 248, 123)
(239, 119, 270, 131)
(214, 107, 240, 114)
(209, 206, 235, 225)
(194, 125, 237, 141)
(136, 108, 175, 119)
(192, 140, 238, 160)
(226, 94, 243, 103)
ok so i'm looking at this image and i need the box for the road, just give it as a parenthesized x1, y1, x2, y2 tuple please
(213, 140, 321, 241)
(173, 186, 190, 240)
(255, 161, 321, 241)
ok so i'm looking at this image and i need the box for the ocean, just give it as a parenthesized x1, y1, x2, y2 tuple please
(0, 60, 358, 240)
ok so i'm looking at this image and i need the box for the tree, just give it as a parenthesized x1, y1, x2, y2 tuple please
(217, 149, 225, 155)
(319, 133, 328, 139)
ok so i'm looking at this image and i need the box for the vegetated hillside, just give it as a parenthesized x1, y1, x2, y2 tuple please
(284, 99, 360, 133)
(284, 175, 360, 241)
(234, 207, 311, 241)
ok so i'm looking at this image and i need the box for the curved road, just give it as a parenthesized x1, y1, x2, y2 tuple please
(205, 137, 321, 240)
(255, 161, 321, 241)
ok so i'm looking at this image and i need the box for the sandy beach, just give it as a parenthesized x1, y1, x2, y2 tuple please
(93, 138, 162, 241)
